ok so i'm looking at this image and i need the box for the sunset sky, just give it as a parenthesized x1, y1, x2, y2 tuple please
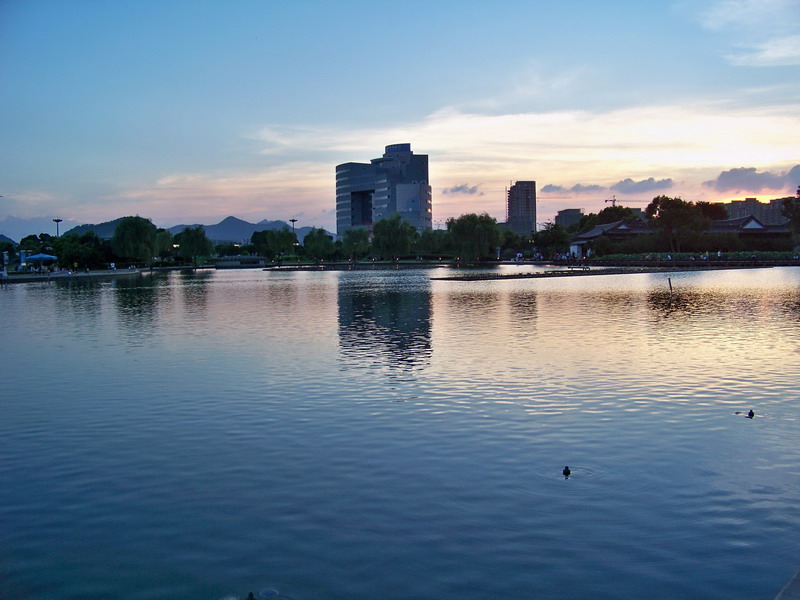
(1, 0, 798, 236)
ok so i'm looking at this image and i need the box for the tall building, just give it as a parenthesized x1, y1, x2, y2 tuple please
(723, 197, 790, 225)
(336, 143, 432, 236)
(506, 181, 537, 235)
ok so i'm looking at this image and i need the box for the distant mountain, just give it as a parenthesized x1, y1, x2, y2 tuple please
(64, 217, 128, 240)
(1, 234, 16, 246)
(168, 216, 268, 243)
(4, 215, 329, 245)
(0, 216, 82, 243)
(169, 216, 321, 243)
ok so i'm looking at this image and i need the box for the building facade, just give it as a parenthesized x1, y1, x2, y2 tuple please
(722, 197, 790, 225)
(506, 181, 537, 236)
(555, 208, 584, 229)
(336, 143, 432, 236)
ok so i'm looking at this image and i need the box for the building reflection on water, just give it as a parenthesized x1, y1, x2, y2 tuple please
(338, 279, 432, 372)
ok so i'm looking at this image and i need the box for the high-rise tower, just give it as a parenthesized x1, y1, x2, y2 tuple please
(506, 181, 537, 235)
(336, 143, 432, 236)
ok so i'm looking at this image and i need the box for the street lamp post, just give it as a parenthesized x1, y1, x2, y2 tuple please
(52, 218, 63, 237)
(289, 219, 298, 261)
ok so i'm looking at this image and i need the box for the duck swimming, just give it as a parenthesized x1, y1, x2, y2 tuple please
(747, 410, 755, 419)
(563, 466, 571, 477)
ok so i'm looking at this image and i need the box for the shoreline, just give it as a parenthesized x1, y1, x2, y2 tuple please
(0, 269, 143, 284)
(430, 264, 781, 281)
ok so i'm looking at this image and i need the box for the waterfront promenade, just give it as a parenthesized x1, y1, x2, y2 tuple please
(0, 268, 143, 284)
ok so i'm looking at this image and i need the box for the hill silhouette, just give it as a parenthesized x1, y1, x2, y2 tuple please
(62, 216, 321, 243)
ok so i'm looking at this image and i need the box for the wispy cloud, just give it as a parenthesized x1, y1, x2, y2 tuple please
(695, 0, 800, 66)
(442, 184, 484, 196)
(726, 34, 800, 67)
(541, 183, 606, 194)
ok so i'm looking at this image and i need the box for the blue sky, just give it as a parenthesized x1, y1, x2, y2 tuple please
(1, 0, 798, 237)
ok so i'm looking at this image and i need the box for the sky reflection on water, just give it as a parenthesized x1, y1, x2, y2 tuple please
(1, 267, 799, 600)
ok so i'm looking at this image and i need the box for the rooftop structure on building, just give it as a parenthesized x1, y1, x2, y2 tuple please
(335, 143, 432, 236)
(506, 181, 537, 236)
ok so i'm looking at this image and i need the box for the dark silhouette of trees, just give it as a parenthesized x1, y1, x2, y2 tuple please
(695, 201, 729, 221)
(173, 225, 212, 264)
(570, 205, 638, 234)
(417, 228, 451, 257)
(303, 227, 335, 260)
(341, 228, 371, 259)
(111, 216, 158, 265)
(446, 213, 501, 262)
(782, 187, 800, 234)
(52, 231, 108, 269)
(154, 229, 174, 259)
(372, 213, 419, 258)
(251, 227, 296, 259)
(532, 222, 571, 258)
(500, 229, 529, 258)
(18, 233, 55, 254)
(645, 196, 709, 253)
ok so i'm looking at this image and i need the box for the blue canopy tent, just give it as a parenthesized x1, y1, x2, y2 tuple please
(26, 253, 58, 262)
(25, 253, 58, 270)
(25, 253, 58, 262)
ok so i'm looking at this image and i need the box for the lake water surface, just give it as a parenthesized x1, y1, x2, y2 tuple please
(2, 266, 799, 599)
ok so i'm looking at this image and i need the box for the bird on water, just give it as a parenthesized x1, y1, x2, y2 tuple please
(747, 410, 755, 419)
(563, 466, 571, 477)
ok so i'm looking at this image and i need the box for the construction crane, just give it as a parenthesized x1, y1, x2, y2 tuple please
(604, 195, 650, 207)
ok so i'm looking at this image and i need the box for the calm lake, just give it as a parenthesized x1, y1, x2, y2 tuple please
(2, 266, 799, 600)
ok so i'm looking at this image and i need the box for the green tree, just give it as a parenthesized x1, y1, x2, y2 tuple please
(645, 196, 709, 253)
(446, 213, 501, 262)
(1, 240, 16, 268)
(417, 228, 451, 257)
(52, 231, 106, 269)
(571, 213, 598, 234)
(597, 205, 637, 224)
(111, 216, 158, 265)
(303, 227, 335, 260)
(173, 226, 212, 264)
(216, 242, 249, 256)
(500, 229, 529, 258)
(154, 229, 174, 259)
(695, 201, 729, 221)
(372, 213, 419, 258)
(341, 228, 371, 259)
(782, 188, 800, 234)
(532, 222, 571, 258)
(18, 233, 55, 254)
(251, 227, 297, 259)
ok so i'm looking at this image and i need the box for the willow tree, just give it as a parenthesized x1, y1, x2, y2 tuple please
(372, 213, 418, 258)
(111, 216, 158, 265)
(446, 213, 501, 262)
(303, 227, 335, 260)
(341, 228, 371, 259)
(251, 227, 296, 258)
(173, 225, 212, 264)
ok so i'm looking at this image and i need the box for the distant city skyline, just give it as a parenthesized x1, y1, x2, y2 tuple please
(1, 1, 798, 235)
